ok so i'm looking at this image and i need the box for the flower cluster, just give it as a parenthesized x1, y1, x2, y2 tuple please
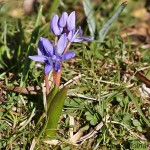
(50, 11, 75, 36)
(50, 11, 93, 42)
(29, 11, 93, 74)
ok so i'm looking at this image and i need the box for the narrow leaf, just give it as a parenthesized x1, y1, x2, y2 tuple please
(83, 0, 96, 37)
(45, 86, 68, 137)
(20, 5, 43, 87)
(48, 0, 60, 17)
(46, 86, 59, 110)
(99, 2, 127, 42)
(126, 89, 150, 127)
(19, 107, 36, 131)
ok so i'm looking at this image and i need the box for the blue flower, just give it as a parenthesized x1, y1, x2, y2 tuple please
(50, 11, 94, 42)
(50, 11, 75, 35)
(29, 34, 75, 74)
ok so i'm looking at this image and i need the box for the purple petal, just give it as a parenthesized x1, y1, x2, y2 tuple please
(42, 38, 54, 56)
(67, 11, 75, 31)
(28, 55, 46, 62)
(44, 64, 53, 74)
(59, 12, 68, 28)
(37, 38, 43, 56)
(56, 33, 67, 54)
(54, 62, 61, 72)
(50, 15, 63, 35)
(67, 30, 75, 42)
(72, 38, 83, 42)
(61, 52, 75, 61)
(79, 37, 94, 41)
(73, 36, 94, 42)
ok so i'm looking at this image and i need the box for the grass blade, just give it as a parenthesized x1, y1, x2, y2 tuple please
(99, 2, 127, 42)
(83, 0, 96, 37)
(19, 107, 36, 131)
(20, 5, 43, 87)
(47, 0, 60, 16)
(126, 89, 150, 127)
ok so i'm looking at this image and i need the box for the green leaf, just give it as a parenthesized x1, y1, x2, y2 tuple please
(133, 119, 141, 127)
(47, 0, 60, 17)
(99, 2, 127, 42)
(85, 111, 98, 125)
(20, 5, 43, 87)
(45, 86, 68, 137)
(46, 86, 59, 110)
(95, 50, 104, 60)
(0, 45, 8, 67)
(83, 0, 96, 37)
(123, 96, 129, 105)
(0, 112, 3, 117)
(126, 89, 150, 127)
(116, 95, 124, 107)
(116, 95, 123, 102)
(123, 113, 131, 122)
(137, 126, 143, 132)
(142, 49, 150, 63)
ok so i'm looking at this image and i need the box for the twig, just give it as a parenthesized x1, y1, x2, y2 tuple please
(98, 80, 134, 88)
(78, 114, 110, 143)
(69, 128, 84, 144)
(64, 74, 83, 86)
(69, 115, 75, 138)
(135, 71, 150, 88)
(69, 114, 110, 144)
(0, 82, 42, 95)
(43, 139, 59, 145)
(29, 139, 36, 150)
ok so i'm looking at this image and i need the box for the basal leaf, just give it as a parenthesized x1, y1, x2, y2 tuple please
(45, 86, 68, 137)
(83, 0, 96, 37)
(99, 2, 127, 42)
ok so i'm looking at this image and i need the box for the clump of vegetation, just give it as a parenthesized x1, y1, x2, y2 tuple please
(0, 0, 150, 149)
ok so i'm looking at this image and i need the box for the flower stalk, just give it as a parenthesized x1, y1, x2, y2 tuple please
(53, 66, 62, 87)
(44, 73, 50, 95)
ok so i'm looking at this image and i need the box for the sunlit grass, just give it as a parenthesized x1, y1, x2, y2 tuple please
(0, 0, 150, 149)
